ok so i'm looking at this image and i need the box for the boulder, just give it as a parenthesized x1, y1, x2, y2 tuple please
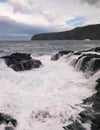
(0, 113, 17, 127)
(51, 50, 73, 61)
(63, 120, 86, 130)
(1, 53, 42, 71)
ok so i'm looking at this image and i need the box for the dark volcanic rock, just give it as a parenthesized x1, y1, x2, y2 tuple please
(79, 109, 95, 123)
(0, 113, 17, 127)
(74, 51, 82, 55)
(5, 127, 14, 130)
(63, 121, 86, 130)
(1, 53, 42, 71)
(51, 50, 73, 61)
(92, 59, 100, 72)
(75, 54, 100, 73)
(81, 78, 100, 130)
(74, 47, 100, 55)
(95, 78, 100, 90)
(93, 47, 100, 53)
(91, 114, 100, 130)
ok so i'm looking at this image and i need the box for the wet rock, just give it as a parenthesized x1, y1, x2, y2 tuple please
(93, 47, 100, 52)
(74, 51, 82, 55)
(5, 127, 14, 130)
(83, 95, 95, 104)
(93, 102, 100, 111)
(75, 54, 100, 73)
(79, 109, 95, 123)
(95, 78, 100, 90)
(1, 53, 42, 71)
(91, 114, 100, 130)
(0, 113, 17, 127)
(96, 78, 100, 83)
(51, 50, 73, 61)
(92, 59, 100, 72)
(63, 121, 86, 130)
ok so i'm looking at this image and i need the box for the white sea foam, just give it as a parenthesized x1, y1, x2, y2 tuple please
(0, 55, 96, 130)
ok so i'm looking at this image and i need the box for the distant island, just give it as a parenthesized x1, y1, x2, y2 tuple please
(31, 24, 100, 40)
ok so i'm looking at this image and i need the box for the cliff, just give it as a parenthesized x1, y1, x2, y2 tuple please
(31, 24, 100, 40)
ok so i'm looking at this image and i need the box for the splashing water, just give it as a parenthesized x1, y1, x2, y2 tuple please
(0, 54, 96, 130)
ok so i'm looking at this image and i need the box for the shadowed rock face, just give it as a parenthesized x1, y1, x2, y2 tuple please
(1, 53, 42, 71)
(75, 54, 100, 73)
(0, 113, 17, 130)
(0, 113, 17, 127)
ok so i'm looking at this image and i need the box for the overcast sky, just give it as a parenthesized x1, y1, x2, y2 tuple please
(0, 0, 100, 40)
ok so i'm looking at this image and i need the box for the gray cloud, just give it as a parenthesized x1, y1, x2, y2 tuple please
(81, 0, 100, 6)
(0, 16, 53, 40)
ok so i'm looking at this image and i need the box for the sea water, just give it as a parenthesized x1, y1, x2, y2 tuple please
(0, 40, 100, 130)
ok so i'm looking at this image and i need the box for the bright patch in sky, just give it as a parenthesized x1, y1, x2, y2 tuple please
(66, 16, 85, 27)
(0, 0, 7, 2)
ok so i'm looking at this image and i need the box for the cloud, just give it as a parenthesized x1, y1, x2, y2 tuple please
(0, 0, 100, 40)
(81, 0, 100, 7)
(0, 16, 68, 40)
(0, 16, 54, 40)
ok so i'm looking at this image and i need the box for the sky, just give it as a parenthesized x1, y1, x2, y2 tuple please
(0, 0, 100, 40)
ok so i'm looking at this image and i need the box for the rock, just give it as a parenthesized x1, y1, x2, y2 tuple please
(0, 113, 17, 127)
(92, 59, 100, 72)
(74, 51, 82, 55)
(95, 78, 100, 90)
(93, 102, 100, 111)
(5, 127, 14, 130)
(83, 94, 95, 104)
(63, 121, 86, 130)
(51, 50, 73, 61)
(1, 53, 42, 71)
(75, 54, 100, 73)
(96, 78, 100, 83)
(79, 109, 94, 123)
(94, 47, 100, 52)
(91, 114, 100, 130)
(74, 47, 100, 55)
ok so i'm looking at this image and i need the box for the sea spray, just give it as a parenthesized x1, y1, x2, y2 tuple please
(0, 55, 95, 130)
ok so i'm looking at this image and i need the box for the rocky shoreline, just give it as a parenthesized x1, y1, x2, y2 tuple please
(0, 47, 100, 130)
(51, 47, 100, 130)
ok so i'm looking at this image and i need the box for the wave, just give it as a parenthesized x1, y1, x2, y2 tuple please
(0, 48, 100, 130)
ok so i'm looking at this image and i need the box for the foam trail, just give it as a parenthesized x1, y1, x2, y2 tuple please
(0, 55, 96, 130)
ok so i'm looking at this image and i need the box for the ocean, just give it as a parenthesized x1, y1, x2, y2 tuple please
(0, 40, 100, 130)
